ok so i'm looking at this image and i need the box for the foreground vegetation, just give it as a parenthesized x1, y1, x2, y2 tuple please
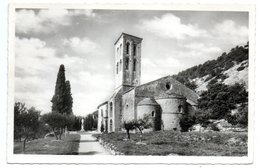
(14, 134, 80, 155)
(94, 131, 247, 156)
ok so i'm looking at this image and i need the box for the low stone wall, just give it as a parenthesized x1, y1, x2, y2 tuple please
(98, 138, 124, 155)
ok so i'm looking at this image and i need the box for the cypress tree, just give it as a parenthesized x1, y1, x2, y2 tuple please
(51, 64, 67, 114)
(64, 80, 73, 115)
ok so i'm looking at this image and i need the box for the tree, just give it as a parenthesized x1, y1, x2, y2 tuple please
(14, 103, 41, 153)
(42, 112, 70, 140)
(123, 120, 136, 139)
(14, 102, 27, 141)
(179, 114, 196, 132)
(64, 81, 73, 115)
(51, 64, 67, 114)
(198, 83, 248, 120)
(123, 114, 153, 142)
(134, 114, 153, 142)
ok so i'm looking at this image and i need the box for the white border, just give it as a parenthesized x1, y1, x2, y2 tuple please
(7, 3, 256, 164)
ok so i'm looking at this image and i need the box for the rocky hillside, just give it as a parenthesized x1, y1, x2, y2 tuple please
(174, 42, 248, 94)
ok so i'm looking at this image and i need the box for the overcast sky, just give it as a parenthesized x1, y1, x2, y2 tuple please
(15, 9, 248, 116)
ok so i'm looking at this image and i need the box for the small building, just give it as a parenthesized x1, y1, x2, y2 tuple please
(97, 33, 199, 133)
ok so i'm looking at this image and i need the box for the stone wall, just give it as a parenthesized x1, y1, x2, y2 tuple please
(122, 88, 136, 122)
(156, 98, 186, 131)
(97, 102, 108, 133)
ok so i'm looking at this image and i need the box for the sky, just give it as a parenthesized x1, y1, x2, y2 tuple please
(15, 9, 249, 116)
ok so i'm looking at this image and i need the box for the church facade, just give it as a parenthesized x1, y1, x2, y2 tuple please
(97, 33, 199, 133)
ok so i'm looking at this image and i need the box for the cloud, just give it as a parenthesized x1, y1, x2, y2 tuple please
(185, 43, 222, 54)
(15, 9, 95, 34)
(15, 37, 56, 74)
(63, 37, 99, 55)
(137, 13, 208, 39)
(212, 20, 248, 45)
(15, 37, 112, 115)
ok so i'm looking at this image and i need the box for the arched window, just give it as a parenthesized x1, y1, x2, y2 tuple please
(152, 111, 155, 117)
(120, 44, 122, 55)
(110, 102, 113, 117)
(117, 47, 119, 57)
(133, 59, 137, 71)
(116, 62, 119, 74)
(178, 105, 183, 113)
(133, 44, 137, 56)
(126, 42, 130, 54)
(125, 57, 129, 70)
(101, 109, 103, 117)
(119, 59, 122, 71)
(110, 119, 113, 132)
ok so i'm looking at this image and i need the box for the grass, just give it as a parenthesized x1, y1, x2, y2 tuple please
(14, 133, 80, 155)
(93, 130, 247, 156)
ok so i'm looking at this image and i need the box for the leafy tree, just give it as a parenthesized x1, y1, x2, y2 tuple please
(134, 114, 153, 142)
(123, 120, 136, 139)
(42, 112, 70, 140)
(64, 81, 73, 115)
(226, 104, 248, 127)
(14, 103, 41, 153)
(14, 102, 27, 141)
(194, 109, 212, 127)
(51, 64, 67, 114)
(70, 116, 81, 131)
(179, 114, 196, 132)
(198, 83, 248, 120)
(123, 114, 153, 142)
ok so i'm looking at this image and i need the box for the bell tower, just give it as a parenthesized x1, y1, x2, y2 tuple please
(114, 33, 142, 92)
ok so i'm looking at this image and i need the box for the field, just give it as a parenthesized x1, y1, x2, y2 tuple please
(93, 130, 247, 156)
(14, 134, 80, 154)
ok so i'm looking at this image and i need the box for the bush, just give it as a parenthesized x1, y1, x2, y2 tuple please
(180, 115, 196, 132)
(42, 112, 71, 140)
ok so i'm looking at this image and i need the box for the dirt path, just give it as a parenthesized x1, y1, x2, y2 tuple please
(78, 132, 110, 155)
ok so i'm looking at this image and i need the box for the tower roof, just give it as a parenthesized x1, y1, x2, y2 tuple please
(114, 32, 143, 45)
(138, 98, 160, 106)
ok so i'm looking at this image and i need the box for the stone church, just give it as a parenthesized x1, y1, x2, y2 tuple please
(97, 33, 199, 133)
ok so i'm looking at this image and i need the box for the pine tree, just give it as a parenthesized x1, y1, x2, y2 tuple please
(51, 64, 67, 114)
(64, 80, 73, 115)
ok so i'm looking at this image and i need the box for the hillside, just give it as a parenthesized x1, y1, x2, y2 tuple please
(173, 42, 249, 94)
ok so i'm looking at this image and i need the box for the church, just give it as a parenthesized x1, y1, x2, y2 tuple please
(97, 33, 199, 133)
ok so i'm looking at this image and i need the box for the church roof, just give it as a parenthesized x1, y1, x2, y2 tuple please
(138, 98, 160, 106)
(114, 32, 143, 45)
(135, 75, 199, 104)
(97, 101, 108, 109)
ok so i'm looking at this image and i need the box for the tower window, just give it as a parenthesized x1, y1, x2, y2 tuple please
(133, 44, 137, 56)
(116, 62, 119, 74)
(120, 59, 122, 71)
(120, 44, 122, 55)
(117, 47, 119, 57)
(126, 42, 130, 54)
(125, 57, 129, 70)
(110, 102, 113, 117)
(133, 59, 137, 71)
(152, 111, 155, 117)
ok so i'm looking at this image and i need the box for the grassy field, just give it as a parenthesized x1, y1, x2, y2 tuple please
(14, 133, 80, 155)
(93, 131, 247, 156)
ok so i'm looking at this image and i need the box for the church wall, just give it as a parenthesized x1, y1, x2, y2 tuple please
(156, 98, 186, 131)
(122, 88, 136, 122)
(136, 105, 157, 119)
(114, 92, 123, 132)
(97, 103, 108, 133)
